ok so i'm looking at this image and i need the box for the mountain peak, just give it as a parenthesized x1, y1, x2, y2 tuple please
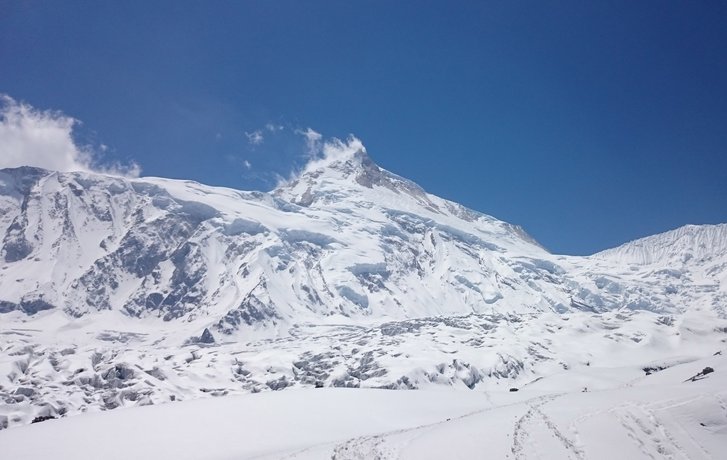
(291, 136, 379, 185)
(274, 138, 431, 208)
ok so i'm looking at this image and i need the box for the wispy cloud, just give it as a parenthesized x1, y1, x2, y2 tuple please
(224, 154, 253, 171)
(0, 94, 140, 177)
(296, 127, 323, 158)
(244, 123, 285, 146)
(245, 129, 264, 145)
(265, 123, 283, 132)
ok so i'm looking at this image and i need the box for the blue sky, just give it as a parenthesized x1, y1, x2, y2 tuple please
(1, 1, 726, 255)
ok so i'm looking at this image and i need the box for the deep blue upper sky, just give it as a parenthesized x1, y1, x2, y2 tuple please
(2, 1, 726, 254)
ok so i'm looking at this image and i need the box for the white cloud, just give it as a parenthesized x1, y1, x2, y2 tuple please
(0, 94, 140, 177)
(243, 159, 252, 169)
(265, 123, 284, 132)
(296, 127, 323, 158)
(245, 130, 264, 145)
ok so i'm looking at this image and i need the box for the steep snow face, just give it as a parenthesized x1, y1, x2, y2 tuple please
(2, 157, 722, 329)
(582, 224, 727, 318)
(0, 155, 726, 430)
(0, 158, 573, 331)
(275, 142, 542, 248)
(593, 224, 727, 266)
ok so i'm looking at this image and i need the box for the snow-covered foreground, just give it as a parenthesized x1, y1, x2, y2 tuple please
(2, 354, 725, 460)
(2, 307, 725, 430)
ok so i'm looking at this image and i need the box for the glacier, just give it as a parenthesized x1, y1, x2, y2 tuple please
(0, 142, 726, 456)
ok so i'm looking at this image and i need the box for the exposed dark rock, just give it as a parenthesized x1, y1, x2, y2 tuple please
(3, 237, 32, 262)
(2, 217, 33, 262)
(145, 293, 164, 309)
(31, 415, 56, 424)
(0, 300, 18, 313)
(199, 388, 228, 397)
(686, 366, 715, 382)
(19, 298, 55, 315)
(216, 279, 280, 333)
(643, 365, 668, 376)
(199, 328, 215, 344)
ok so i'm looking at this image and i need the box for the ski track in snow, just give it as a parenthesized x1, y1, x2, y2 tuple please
(328, 390, 720, 460)
(331, 435, 391, 460)
(290, 393, 578, 460)
(611, 403, 689, 459)
(510, 393, 585, 460)
(321, 373, 725, 460)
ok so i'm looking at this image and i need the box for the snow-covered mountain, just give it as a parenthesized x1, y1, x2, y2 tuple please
(1, 144, 726, 431)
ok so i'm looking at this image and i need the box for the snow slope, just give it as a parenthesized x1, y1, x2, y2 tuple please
(1, 141, 726, 434)
(2, 353, 725, 459)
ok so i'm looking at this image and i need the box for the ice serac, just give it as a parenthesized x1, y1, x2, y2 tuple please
(593, 223, 727, 265)
(0, 154, 726, 430)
